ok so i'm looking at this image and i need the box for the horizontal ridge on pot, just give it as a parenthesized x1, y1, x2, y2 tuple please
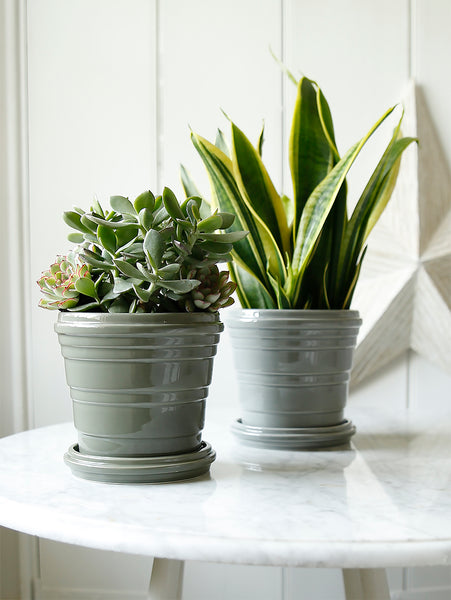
(55, 312, 223, 457)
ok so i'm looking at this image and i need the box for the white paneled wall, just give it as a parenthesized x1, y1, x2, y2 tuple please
(1, 0, 449, 598)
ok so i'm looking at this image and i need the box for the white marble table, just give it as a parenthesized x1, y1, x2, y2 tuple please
(0, 402, 450, 599)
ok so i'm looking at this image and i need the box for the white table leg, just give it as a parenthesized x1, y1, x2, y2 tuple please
(342, 568, 390, 600)
(148, 557, 185, 600)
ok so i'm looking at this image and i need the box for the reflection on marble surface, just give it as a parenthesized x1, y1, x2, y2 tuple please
(0, 402, 450, 568)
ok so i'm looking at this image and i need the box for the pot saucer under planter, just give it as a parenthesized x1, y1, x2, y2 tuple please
(64, 441, 216, 484)
(225, 309, 361, 450)
(231, 419, 356, 450)
(55, 312, 223, 483)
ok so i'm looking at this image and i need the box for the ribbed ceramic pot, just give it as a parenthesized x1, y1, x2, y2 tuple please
(55, 312, 223, 458)
(225, 310, 361, 443)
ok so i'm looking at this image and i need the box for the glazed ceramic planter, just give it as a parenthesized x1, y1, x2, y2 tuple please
(55, 312, 222, 482)
(225, 309, 361, 449)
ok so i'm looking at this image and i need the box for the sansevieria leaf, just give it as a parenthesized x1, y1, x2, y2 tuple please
(289, 77, 336, 238)
(229, 263, 276, 309)
(290, 105, 397, 305)
(191, 70, 416, 311)
(230, 122, 290, 255)
(191, 132, 286, 298)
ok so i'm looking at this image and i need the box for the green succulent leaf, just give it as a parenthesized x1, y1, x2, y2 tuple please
(113, 259, 144, 280)
(132, 284, 152, 303)
(67, 233, 85, 243)
(185, 198, 201, 224)
(110, 195, 136, 215)
(97, 225, 117, 255)
(143, 229, 165, 269)
(63, 211, 92, 234)
(217, 212, 235, 229)
(80, 251, 114, 270)
(85, 214, 137, 229)
(91, 199, 105, 218)
(139, 207, 154, 231)
(108, 297, 131, 313)
(134, 190, 155, 213)
(136, 263, 157, 282)
(115, 225, 139, 251)
(157, 264, 181, 278)
(198, 240, 233, 254)
(159, 279, 200, 294)
(198, 214, 223, 233)
(199, 231, 248, 243)
(80, 214, 99, 232)
(75, 278, 98, 300)
(113, 278, 137, 293)
(163, 187, 185, 220)
(68, 301, 100, 312)
(180, 195, 202, 216)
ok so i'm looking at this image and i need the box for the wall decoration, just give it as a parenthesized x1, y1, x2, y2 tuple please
(351, 82, 451, 385)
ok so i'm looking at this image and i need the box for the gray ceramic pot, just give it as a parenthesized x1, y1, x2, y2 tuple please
(225, 309, 362, 449)
(55, 312, 223, 459)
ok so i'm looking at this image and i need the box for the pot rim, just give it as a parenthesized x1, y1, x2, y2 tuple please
(56, 311, 222, 324)
(223, 308, 361, 323)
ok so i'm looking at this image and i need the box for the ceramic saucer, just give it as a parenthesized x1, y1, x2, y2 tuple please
(231, 419, 356, 450)
(64, 441, 216, 484)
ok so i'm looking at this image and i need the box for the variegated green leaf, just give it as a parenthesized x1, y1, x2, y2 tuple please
(192, 132, 286, 295)
(290, 104, 397, 305)
(231, 122, 290, 255)
(335, 127, 417, 305)
(229, 263, 276, 309)
(289, 77, 336, 237)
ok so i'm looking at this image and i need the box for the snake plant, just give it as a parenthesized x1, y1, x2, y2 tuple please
(191, 76, 416, 309)
(37, 187, 246, 313)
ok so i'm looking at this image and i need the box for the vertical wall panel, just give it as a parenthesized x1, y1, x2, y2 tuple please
(159, 0, 283, 197)
(28, 0, 158, 427)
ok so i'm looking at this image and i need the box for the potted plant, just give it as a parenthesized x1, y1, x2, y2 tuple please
(37, 187, 246, 482)
(191, 75, 416, 449)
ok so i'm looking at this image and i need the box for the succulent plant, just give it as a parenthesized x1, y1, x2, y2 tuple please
(37, 254, 92, 310)
(37, 187, 247, 313)
(191, 75, 417, 309)
(183, 265, 236, 312)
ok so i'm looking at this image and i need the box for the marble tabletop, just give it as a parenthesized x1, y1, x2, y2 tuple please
(0, 401, 450, 569)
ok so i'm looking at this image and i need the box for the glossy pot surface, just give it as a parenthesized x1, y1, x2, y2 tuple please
(56, 312, 223, 457)
(225, 310, 361, 429)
